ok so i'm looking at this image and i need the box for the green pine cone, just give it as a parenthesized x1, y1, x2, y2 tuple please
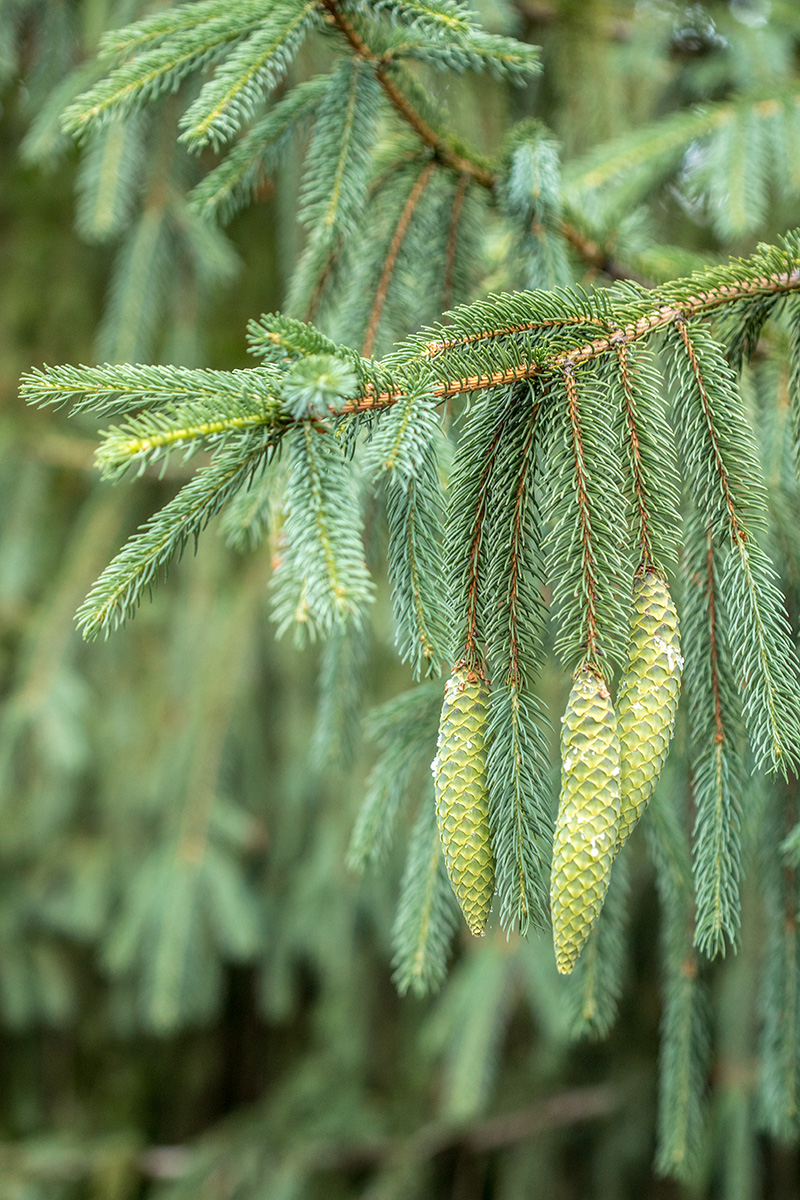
(433, 667, 494, 935)
(551, 667, 621, 975)
(615, 570, 682, 854)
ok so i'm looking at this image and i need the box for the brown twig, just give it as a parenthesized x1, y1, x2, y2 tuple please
(137, 1084, 619, 1183)
(442, 173, 471, 313)
(421, 312, 606, 361)
(337, 267, 800, 418)
(321, 0, 493, 187)
(362, 161, 437, 357)
(309, 1083, 620, 1170)
(560, 219, 651, 286)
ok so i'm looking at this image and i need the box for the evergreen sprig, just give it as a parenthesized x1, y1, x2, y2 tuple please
(542, 364, 628, 673)
(384, 433, 449, 678)
(681, 512, 745, 959)
(189, 76, 331, 224)
(63, 0, 280, 136)
(482, 395, 552, 933)
(287, 56, 383, 317)
(669, 320, 800, 774)
(270, 423, 373, 643)
(391, 793, 459, 998)
(178, 1, 321, 151)
(18, 0, 800, 1146)
(347, 683, 442, 872)
(76, 430, 277, 639)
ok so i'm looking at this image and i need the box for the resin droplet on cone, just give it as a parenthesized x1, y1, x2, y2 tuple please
(551, 667, 620, 975)
(616, 570, 682, 854)
(434, 667, 494, 935)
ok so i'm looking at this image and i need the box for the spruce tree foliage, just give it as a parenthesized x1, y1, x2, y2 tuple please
(11, 0, 800, 1196)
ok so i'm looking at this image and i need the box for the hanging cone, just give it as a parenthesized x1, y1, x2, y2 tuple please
(433, 666, 494, 935)
(551, 666, 621, 975)
(616, 569, 683, 854)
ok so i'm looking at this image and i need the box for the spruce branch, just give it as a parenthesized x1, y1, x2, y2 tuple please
(417, 311, 606, 364)
(356, 247, 800, 412)
(379, 28, 541, 83)
(673, 317, 744, 540)
(489, 403, 541, 688)
(566, 90, 800, 213)
(723, 538, 800, 775)
(63, 2, 278, 136)
(288, 55, 383, 319)
(567, 855, 630, 1040)
(188, 75, 330, 224)
(704, 532, 727, 754)
(75, 115, 146, 244)
(20, 363, 284, 416)
(616, 343, 654, 566)
(95, 395, 284, 480)
(321, 0, 636, 281)
(98, 0, 266, 60)
(383, 428, 449, 676)
(347, 683, 442, 871)
(391, 793, 458, 997)
(647, 792, 709, 1183)
(487, 681, 551, 935)
(757, 785, 800, 1141)
(347, 0, 474, 39)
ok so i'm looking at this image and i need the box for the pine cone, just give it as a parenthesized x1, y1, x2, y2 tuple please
(616, 570, 682, 854)
(433, 667, 494, 935)
(551, 667, 621, 975)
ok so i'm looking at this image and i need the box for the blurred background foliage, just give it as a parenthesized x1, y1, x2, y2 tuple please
(3, 1, 800, 1197)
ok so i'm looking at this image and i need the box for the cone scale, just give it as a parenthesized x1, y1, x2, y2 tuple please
(616, 569, 683, 854)
(551, 667, 621, 975)
(433, 666, 495, 935)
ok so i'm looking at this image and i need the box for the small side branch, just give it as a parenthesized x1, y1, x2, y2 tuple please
(321, 0, 493, 186)
(442, 173, 470, 313)
(705, 528, 725, 746)
(674, 316, 743, 542)
(506, 406, 539, 684)
(615, 341, 653, 565)
(421, 312, 606, 361)
(560, 219, 651, 286)
(463, 421, 507, 667)
(564, 367, 599, 667)
(362, 160, 437, 357)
